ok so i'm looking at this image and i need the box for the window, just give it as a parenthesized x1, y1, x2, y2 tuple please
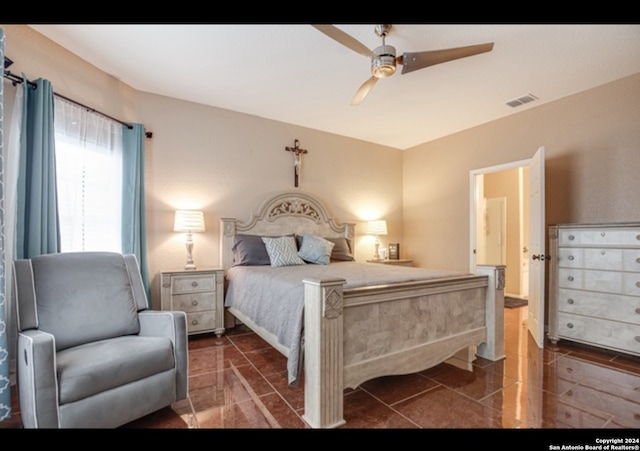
(54, 97, 123, 252)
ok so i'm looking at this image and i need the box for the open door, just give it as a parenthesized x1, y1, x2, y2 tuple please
(527, 146, 546, 348)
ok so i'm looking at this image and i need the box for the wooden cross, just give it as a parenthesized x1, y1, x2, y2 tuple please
(285, 139, 308, 187)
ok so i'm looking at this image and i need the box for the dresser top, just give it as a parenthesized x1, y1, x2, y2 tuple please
(160, 268, 223, 275)
(551, 222, 640, 229)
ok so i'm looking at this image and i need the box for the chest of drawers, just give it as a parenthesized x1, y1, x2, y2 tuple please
(160, 268, 225, 337)
(548, 223, 640, 356)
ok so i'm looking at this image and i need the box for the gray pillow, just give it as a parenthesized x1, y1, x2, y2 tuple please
(326, 237, 355, 261)
(232, 234, 271, 266)
(298, 233, 335, 265)
(295, 235, 355, 262)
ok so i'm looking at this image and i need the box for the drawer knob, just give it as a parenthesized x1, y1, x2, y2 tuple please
(636, 281, 640, 288)
(567, 323, 574, 329)
(568, 235, 575, 241)
(192, 281, 198, 287)
(600, 232, 605, 237)
(636, 234, 640, 241)
(600, 250, 606, 255)
(191, 319, 198, 326)
(636, 336, 640, 343)
(568, 276, 574, 282)
(635, 307, 640, 314)
(636, 257, 640, 264)
(191, 300, 198, 306)
(567, 298, 574, 305)
(568, 255, 574, 261)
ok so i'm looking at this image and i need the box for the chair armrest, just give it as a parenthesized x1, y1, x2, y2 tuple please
(138, 310, 188, 400)
(17, 330, 59, 428)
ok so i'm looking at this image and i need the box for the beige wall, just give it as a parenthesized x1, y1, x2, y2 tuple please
(4, 24, 640, 313)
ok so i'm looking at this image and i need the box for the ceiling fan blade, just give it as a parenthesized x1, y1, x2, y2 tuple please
(399, 42, 494, 75)
(351, 76, 378, 106)
(313, 25, 374, 59)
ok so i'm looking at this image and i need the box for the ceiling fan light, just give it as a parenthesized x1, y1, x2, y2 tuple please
(371, 45, 397, 78)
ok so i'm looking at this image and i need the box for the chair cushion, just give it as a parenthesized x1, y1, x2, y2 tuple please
(56, 335, 175, 404)
(31, 252, 140, 351)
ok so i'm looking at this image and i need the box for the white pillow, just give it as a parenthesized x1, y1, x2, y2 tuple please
(298, 233, 335, 265)
(262, 236, 306, 267)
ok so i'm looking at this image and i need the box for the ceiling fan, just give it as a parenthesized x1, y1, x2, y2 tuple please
(312, 24, 494, 106)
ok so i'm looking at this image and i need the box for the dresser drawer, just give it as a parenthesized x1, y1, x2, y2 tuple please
(558, 288, 640, 325)
(558, 268, 623, 293)
(559, 247, 640, 272)
(624, 273, 640, 296)
(623, 249, 640, 272)
(557, 312, 640, 355)
(558, 268, 640, 294)
(186, 311, 217, 334)
(559, 228, 640, 247)
(171, 275, 215, 294)
(171, 292, 215, 313)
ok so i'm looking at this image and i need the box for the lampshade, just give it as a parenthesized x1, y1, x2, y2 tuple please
(174, 210, 205, 232)
(366, 220, 388, 236)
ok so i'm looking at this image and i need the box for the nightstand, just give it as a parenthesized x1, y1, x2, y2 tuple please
(160, 268, 225, 337)
(366, 259, 413, 267)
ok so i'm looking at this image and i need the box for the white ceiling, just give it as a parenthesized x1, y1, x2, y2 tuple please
(28, 24, 640, 150)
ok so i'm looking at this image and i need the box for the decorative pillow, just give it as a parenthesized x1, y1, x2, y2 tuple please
(298, 233, 335, 265)
(295, 234, 355, 262)
(232, 234, 271, 266)
(326, 237, 355, 261)
(262, 236, 306, 268)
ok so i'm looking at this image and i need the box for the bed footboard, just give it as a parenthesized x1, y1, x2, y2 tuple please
(301, 264, 505, 429)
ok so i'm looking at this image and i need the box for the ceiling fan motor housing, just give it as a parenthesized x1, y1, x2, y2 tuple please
(371, 45, 397, 78)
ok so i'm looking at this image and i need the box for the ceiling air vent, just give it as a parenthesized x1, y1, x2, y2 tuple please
(506, 93, 538, 108)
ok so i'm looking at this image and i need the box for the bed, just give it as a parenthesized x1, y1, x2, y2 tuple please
(220, 190, 505, 428)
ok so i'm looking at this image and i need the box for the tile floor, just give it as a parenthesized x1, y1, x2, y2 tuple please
(4, 305, 640, 434)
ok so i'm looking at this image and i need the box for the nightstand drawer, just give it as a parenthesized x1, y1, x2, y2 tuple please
(172, 292, 215, 313)
(171, 275, 215, 294)
(186, 311, 217, 334)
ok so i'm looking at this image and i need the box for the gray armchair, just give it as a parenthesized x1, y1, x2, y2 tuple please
(13, 251, 189, 428)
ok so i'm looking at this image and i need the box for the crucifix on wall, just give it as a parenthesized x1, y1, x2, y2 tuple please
(285, 139, 308, 187)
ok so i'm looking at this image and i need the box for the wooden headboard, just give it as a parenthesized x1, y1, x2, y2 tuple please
(219, 190, 355, 270)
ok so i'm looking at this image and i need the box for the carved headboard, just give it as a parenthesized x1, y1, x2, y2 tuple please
(219, 191, 355, 270)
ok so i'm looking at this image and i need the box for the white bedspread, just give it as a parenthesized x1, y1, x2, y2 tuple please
(224, 261, 472, 385)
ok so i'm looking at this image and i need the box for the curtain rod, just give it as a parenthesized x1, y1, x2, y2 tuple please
(3, 64, 152, 138)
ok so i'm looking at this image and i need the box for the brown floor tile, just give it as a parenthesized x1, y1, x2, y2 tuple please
(391, 384, 506, 428)
(359, 372, 439, 405)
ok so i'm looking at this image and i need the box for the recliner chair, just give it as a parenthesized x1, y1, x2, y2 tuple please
(13, 251, 189, 428)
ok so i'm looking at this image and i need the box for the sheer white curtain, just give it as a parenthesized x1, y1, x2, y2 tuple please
(54, 97, 123, 252)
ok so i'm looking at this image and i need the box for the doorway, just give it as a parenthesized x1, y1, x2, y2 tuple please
(469, 146, 546, 349)
(473, 167, 529, 299)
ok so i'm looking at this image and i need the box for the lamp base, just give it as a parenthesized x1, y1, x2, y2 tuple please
(373, 239, 381, 260)
(184, 232, 197, 270)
